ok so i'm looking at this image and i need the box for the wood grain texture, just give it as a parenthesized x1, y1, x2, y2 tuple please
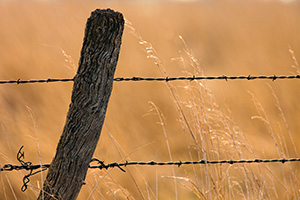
(37, 9, 124, 200)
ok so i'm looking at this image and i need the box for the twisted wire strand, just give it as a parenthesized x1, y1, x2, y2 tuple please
(89, 158, 300, 171)
(0, 78, 74, 84)
(0, 74, 299, 85)
(2, 147, 299, 192)
(114, 74, 300, 82)
(2, 158, 299, 172)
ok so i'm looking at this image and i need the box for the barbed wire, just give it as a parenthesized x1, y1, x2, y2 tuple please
(89, 158, 300, 170)
(114, 74, 300, 81)
(0, 146, 49, 192)
(0, 78, 74, 85)
(1, 146, 300, 192)
(0, 74, 299, 85)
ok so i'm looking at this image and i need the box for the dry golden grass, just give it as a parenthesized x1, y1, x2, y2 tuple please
(0, 0, 300, 199)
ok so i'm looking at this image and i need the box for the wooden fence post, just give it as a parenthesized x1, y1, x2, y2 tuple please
(37, 9, 124, 200)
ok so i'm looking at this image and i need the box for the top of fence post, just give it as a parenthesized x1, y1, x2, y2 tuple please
(37, 9, 124, 200)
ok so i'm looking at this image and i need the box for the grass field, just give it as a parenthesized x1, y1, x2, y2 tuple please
(0, 0, 300, 199)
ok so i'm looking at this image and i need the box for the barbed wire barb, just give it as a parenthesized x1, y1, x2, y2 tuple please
(0, 74, 300, 85)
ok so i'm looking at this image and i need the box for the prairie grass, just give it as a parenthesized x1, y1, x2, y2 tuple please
(0, 0, 300, 199)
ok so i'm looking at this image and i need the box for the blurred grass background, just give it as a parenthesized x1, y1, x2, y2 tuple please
(0, 0, 300, 199)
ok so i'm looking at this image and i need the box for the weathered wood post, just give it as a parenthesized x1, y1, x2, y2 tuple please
(37, 9, 124, 200)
